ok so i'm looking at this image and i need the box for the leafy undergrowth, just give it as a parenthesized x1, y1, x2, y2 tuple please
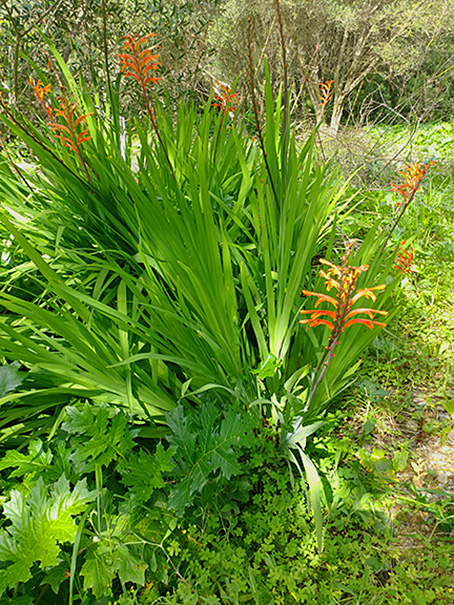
(1, 399, 452, 604)
(135, 427, 454, 605)
(365, 122, 454, 165)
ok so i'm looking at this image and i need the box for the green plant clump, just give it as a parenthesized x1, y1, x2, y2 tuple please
(1, 19, 449, 604)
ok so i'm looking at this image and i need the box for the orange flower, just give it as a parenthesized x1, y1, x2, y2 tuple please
(49, 96, 92, 153)
(117, 34, 160, 93)
(30, 78, 51, 103)
(212, 83, 239, 116)
(301, 245, 389, 406)
(300, 257, 388, 333)
(318, 80, 333, 109)
(382, 161, 436, 254)
(30, 77, 53, 118)
(394, 242, 415, 274)
(30, 78, 92, 153)
(390, 161, 436, 203)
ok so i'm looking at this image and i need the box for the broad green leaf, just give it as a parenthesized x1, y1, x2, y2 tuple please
(0, 475, 94, 595)
(119, 443, 175, 502)
(80, 547, 116, 600)
(0, 362, 23, 398)
(81, 543, 147, 598)
(167, 403, 256, 512)
(62, 403, 134, 468)
(115, 544, 147, 587)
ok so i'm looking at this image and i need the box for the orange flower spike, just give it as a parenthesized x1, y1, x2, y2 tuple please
(299, 257, 388, 335)
(394, 242, 415, 274)
(54, 98, 76, 126)
(390, 182, 410, 202)
(318, 79, 333, 108)
(391, 161, 436, 204)
(400, 163, 421, 186)
(30, 77, 53, 118)
(30, 78, 51, 103)
(212, 83, 239, 116)
(383, 161, 436, 254)
(49, 96, 93, 153)
(29, 78, 91, 155)
(402, 161, 435, 186)
(118, 33, 160, 93)
(302, 247, 388, 406)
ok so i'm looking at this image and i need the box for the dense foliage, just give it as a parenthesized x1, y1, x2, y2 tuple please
(0, 5, 453, 604)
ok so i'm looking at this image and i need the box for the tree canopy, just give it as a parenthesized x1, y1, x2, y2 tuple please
(212, 0, 454, 130)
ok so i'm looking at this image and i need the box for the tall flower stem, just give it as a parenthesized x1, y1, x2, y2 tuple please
(300, 243, 388, 408)
(381, 161, 436, 254)
(246, 15, 279, 207)
(305, 248, 351, 405)
(144, 93, 176, 183)
(211, 84, 239, 165)
(380, 187, 417, 254)
(306, 336, 339, 407)
(118, 34, 176, 183)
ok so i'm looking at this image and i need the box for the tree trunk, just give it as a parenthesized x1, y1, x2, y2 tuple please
(62, 4, 88, 63)
(329, 94, 345, 136)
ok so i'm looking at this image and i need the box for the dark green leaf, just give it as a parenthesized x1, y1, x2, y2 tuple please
(115, 544, 147, 586)
(0, 362, 23, 398)
(167, 403, 255, 512)
(63, 403, 134, 468)
(0, 440, 53, 478)
(119, 443, 175, 502)
(80, 547, 116, 600)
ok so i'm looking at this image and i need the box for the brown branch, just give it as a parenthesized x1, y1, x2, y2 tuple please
(246, 15, 279, 207)
(24, 0, 65, 36)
